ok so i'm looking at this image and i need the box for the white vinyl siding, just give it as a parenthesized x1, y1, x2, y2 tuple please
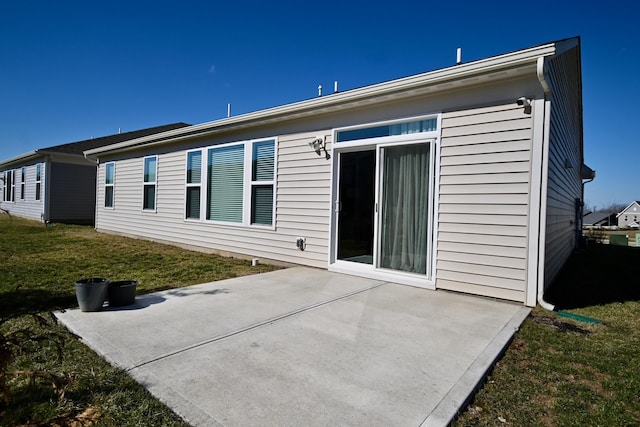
(541, 46, 584, 291)
(95, 131, 330, 267)
(437, 103, 533, 303)
(0, 163, 45, 221)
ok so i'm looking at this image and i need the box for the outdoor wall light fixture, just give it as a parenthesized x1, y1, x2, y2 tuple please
(516, 97, 532, 114)
(309, 136, 331, 160)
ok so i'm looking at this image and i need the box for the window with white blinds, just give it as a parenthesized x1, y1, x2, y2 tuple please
(185, 150, 202, 219)
(192, 138, 276, 227)
(207, 144, 244, 222)
(251, 140, 275, 225)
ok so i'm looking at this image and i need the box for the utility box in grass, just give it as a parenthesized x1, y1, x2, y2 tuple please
(610, 234, 628, 246)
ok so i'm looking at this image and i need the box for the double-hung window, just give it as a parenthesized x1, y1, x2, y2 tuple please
(3, 170, 15, 202)
(143, 156, 157, 210)
(251, 140, 275, 225)
(198, 138, 276, 226)
(35, 164, 41, 201)
(20, 167, 25, 200)
(185, 151, 202, 219)
(105, 162, 115, 208)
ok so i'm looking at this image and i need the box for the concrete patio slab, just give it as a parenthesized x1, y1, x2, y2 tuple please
(55, 267, 530, 427)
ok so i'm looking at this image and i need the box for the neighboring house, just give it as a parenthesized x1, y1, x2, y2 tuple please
(0, 123, 189, 224)
(617, 201, 640, 228)
(85, 37, 592, 307)
(583, 211, 618, 227)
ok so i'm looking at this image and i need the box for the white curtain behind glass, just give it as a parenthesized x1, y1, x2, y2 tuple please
(380, 144, 429, 274)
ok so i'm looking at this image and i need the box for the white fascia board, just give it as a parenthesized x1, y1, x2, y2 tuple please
(0, 150, 40, 169)
(85, 42, 559, 158)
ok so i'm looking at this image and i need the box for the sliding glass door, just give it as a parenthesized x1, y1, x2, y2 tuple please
(333, 140, 433, 281)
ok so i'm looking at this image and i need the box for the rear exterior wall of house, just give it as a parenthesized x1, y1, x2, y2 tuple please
(95, 75, 547, 303)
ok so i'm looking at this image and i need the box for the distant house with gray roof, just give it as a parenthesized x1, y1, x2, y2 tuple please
(0, 123, 189, 224)
(583, 210, 618, 227)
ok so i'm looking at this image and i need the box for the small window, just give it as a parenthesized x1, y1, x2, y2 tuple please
(3, 170, 15, 202)
(35, 164, 41, 201)
(251, 140, 275, 225)
(143, 156, 157, 210)
(105, 163, 115, 208)
(185, 151, 202, 219)
(336, 117, 437, 142)
(20, 167, 25, 200)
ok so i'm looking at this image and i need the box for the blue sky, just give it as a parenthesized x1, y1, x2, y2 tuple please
(1, 1, 637, 209)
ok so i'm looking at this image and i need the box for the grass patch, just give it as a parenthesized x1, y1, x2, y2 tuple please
(0, 214, 279, 426)
(454, 243, 640, 426)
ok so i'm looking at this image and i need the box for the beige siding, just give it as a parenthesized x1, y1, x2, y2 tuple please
(542, 46, 584, 291)
(96, 131, 332, 267)
(437, 103, 533, 302)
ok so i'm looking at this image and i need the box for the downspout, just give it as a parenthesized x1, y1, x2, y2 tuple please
(535, 56, 555, 311)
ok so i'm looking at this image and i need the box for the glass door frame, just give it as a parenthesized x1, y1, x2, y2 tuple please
(328, 115, 440, 289)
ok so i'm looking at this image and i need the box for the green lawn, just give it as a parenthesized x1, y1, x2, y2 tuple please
(0, 214, 278, 426)
(2, 214, 640, 426)
(454, 243, 640, 426)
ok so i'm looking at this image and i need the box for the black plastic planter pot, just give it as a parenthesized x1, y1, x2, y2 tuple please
(75, 278, 109, 312)
(108, 280, 138, 307)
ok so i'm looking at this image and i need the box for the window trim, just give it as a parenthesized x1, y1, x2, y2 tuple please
(249, 140, 276, 227)
(3, 170, 15, 202)
(328, 114, 442, 288)
(104, 162, 115, 208)
(184, 150, 203, 221)
(143, 156, 158, 211)
(187, 137, 277, 229)
(20, 167, 25, 200)
(35, 163, 41, 201)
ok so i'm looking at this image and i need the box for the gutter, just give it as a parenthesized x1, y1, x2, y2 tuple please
(0, 150, 38, 169)
(85, 43, 558, 158)
(534, 56, 555, 311)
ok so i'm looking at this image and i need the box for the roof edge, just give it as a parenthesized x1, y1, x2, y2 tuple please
(86, 39, 569, 157)
(0, 150, 39, 169)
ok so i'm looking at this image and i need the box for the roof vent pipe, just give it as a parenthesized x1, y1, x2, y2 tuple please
(334, 81, 339, 93)
(318, 85, 322, 97)
(227, 103, 231, 118)
(456, 48, 462, 65)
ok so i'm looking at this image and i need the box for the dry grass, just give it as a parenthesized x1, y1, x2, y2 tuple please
(0, 214, 279, 426)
